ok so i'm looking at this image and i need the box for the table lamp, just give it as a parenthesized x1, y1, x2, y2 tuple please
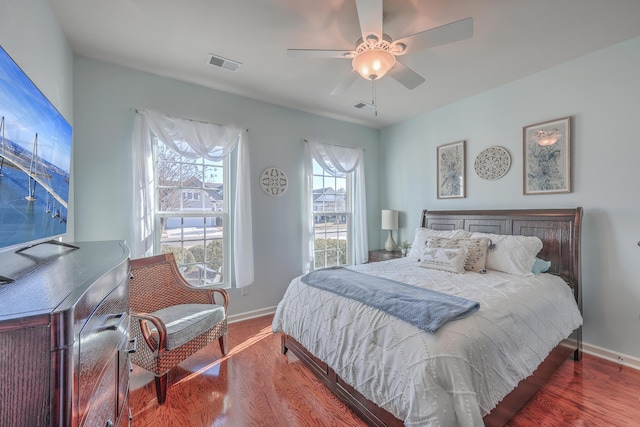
(381, 210, 398, 252)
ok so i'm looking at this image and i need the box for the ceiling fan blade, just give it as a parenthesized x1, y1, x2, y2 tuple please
(395, 17, 473, 54)
(330, 70, 359, 95)
(387, 61, 425, 90)
(355, 0, 383, 40)
(287, 49, 353, 59)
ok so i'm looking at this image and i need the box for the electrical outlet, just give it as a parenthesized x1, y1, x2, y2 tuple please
(618, 356, 624, 363)
(241, 286, 249, 296)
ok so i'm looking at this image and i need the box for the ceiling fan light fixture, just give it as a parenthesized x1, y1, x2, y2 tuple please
(352, 48, 396, 80)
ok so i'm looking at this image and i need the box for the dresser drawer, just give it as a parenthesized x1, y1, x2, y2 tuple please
(78, 279, 129, 424)
(81, 356, 117, 427)
(117, 335, 133, 420)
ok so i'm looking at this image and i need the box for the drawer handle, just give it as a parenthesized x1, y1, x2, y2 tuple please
(105, 421, 114, 427)
(127, 337, 137, 354)
(98, 312, 127, 332)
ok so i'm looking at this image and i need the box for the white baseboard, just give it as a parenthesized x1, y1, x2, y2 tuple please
(228, 306, 277, 324)
(583, 342, 640, 371)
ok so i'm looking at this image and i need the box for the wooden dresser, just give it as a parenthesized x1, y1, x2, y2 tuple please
(0, 240, 132, 427)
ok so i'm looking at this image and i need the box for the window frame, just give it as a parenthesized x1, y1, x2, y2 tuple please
(310, 158, 353, 270)
(152, 138, 231, 288)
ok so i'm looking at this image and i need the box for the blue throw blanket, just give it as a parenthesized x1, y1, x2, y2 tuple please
(301, 267, 479, 334)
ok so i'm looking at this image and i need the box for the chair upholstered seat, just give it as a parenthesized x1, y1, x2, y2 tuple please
(148, 303, 226, 350)
(129, 253, 229, 404)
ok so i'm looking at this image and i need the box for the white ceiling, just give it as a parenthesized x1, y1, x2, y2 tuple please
(49, 0, 640, 129)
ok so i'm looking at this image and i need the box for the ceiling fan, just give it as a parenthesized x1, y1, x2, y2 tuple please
(287, 0, 473, 95)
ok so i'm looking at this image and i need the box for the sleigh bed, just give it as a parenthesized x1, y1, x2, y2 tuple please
(273, 208, 583, 426)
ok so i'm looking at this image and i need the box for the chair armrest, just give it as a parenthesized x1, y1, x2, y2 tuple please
(209, 288, 229, 311)
(131, 312, 167, 351)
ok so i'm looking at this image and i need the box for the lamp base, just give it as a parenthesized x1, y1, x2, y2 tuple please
(384, 230, 396, 252)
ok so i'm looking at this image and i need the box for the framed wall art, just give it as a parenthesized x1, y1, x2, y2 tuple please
(523, 117, 571, 195)
(437, 140, 466, 199)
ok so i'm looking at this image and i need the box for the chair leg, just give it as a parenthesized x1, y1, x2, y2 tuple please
(219, 334, 228, 355)
(155, 374, 168, 405)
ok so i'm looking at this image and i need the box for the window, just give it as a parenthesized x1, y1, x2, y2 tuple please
(154, 139, 229, 287)
(311, 159, 351, 268)
(302, 140, 367, 273)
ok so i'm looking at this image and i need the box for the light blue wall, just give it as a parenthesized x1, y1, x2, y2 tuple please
(72, 56, 380, 316)
(381, 36, 640, 359)
(5, 0, 639, 361)
(0, 0, 75, 240)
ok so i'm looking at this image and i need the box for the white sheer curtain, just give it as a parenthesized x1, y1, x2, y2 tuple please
(302, 140, 368, 273)
(131, 108, 254, 288)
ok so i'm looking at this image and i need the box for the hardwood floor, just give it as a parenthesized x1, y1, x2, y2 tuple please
(130, 314, 640, 426)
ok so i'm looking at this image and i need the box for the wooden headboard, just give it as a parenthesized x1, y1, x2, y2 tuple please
(421, 208, 583, 314)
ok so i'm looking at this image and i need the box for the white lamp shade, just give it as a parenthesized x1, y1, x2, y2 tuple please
(381, 210, 398, 230)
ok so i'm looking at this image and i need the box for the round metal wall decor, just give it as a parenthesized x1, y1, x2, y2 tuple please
(474, 146, 511, 180)
(260, 166, 288, 197)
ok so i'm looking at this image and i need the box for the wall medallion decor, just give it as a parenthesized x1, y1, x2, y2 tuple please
(474, 146, 511, 180)
(260, 166, 288, 197)
(523, 116, 571, 195)
(437, 140, 466, 199)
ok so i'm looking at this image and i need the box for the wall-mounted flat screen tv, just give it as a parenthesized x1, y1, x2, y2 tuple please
(0, 45, 72, 253)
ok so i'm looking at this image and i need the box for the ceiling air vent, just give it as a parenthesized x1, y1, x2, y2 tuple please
(206, 54, 241, 72)
(354, 102, 374, 111)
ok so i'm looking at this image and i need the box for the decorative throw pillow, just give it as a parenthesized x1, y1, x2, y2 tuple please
(532, 257, 551, 274)
(418, 246, 468, 274)
(408, 228, 472, 260)
(426, 237, 490, 273)
(469, 232, 543, 276)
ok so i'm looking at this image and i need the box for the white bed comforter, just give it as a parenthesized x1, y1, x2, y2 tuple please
(272, 257, 583, 427)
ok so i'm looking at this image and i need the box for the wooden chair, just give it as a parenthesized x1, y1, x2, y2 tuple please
(129, 253, 229, 404)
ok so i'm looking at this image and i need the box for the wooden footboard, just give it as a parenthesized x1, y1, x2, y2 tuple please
(482, 338, 578, 426)
(282, 333, 404, 427)
(282, 333, 578, 427)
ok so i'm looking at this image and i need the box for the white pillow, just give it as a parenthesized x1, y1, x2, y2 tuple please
(426, 237, 490, 273)
(418, 246, 469, 274)
(408, 228, 472, 260)
(469, 232, 543, 276)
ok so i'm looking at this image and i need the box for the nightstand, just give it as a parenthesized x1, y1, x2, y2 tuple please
(368, 249, 404, 263)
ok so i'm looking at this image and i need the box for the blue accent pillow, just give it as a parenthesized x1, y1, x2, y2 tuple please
(532, 257, 551, 274)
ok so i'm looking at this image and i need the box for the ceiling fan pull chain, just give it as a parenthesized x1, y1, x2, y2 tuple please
(372, 79, 378, 117)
